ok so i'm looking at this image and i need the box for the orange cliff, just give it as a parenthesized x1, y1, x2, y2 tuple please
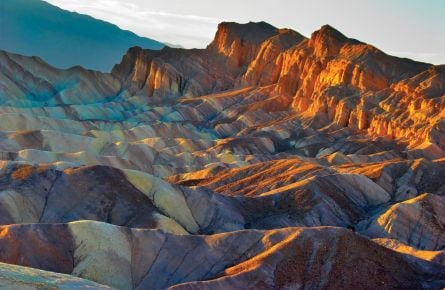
(111, 22, 445, 156)
(207, 21, 278, 68)
(260, 25, 444, 154)
(1, 20, 445, 289)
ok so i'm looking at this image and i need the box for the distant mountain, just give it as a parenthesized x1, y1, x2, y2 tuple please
(164, 42, 185, 49)
(0, 0, 164, 71)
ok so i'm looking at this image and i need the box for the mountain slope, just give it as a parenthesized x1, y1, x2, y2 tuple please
(0, 262, 112, 289)
(0, 0, 164, 71)
(0, 222, 443, 290)
(113, 22, 445, 156)
(0, 21, 444, 289)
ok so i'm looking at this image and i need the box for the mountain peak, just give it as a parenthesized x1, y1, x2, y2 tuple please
(208, 21, 278, 50)
(207, 21, 279, 67)
(315, 25, 348, 41)
(215, 21, 278, 41)
(309, 24, 360, 58)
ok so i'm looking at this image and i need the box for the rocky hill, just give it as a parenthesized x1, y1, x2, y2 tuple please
(0, 21, 444, 289)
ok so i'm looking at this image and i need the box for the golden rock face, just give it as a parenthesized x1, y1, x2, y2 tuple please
(0, 21, 444, 289)
(113, 23, 444, 154)
(265, 26, 444, 152)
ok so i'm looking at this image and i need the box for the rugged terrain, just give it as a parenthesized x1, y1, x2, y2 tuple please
(0, 21, 444, 289)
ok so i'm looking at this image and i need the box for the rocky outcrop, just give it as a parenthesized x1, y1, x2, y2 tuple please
(172, 158, 391, 229)
(112, 47, 212, 98)
(0, 162, 247, 234)
(173, 227, 445, 290)
(110, 22, 445, 153)
(360, 193, 445, 250)
(267, 25, 444, 153)
(240, 29, 306, 87)
(0, 50, 120, 106)
(111, 22, 285, 99)
(0, 19, 444, 289)
(373, 238, 445, 266)
(207, 21, 279, 68)
(0, 262, 112, 289)
(0, 221, 443, 290)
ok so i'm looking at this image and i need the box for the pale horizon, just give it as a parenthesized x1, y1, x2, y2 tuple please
(43, 0, 445, 65)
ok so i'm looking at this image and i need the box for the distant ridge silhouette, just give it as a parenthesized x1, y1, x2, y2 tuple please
(0, 0, 164, 71)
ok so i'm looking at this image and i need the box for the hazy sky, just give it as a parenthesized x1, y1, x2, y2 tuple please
(45, 0, 445, 64)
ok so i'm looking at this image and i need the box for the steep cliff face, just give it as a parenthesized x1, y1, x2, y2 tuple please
(267, 25, 443, 151)
(112, 48, 246, 99)
(112, 22, 283, 99)
(112, 23, 444, 153)
(0, 20, 445, 289)
(112, 47, 207, 98)
(265, 24, 443, 153)
(240, 29, 306, 87)
(207, 21, 278, 68)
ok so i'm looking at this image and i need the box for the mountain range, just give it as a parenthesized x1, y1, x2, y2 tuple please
(0, 0, 164, 71)
(0, 14, 444, 290)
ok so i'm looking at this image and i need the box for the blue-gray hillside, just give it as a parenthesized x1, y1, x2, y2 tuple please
(0, 0, 164, 71)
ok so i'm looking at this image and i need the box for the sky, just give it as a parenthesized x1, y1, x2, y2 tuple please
(44, 0, 445, 65)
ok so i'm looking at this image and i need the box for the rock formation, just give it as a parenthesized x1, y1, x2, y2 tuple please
(0, 20, 444, 289)
(0, 221, 443, 290)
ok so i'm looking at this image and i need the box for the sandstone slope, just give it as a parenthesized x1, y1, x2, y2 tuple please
(0, 221, 443, 290)
(0, 20, 444, 289)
